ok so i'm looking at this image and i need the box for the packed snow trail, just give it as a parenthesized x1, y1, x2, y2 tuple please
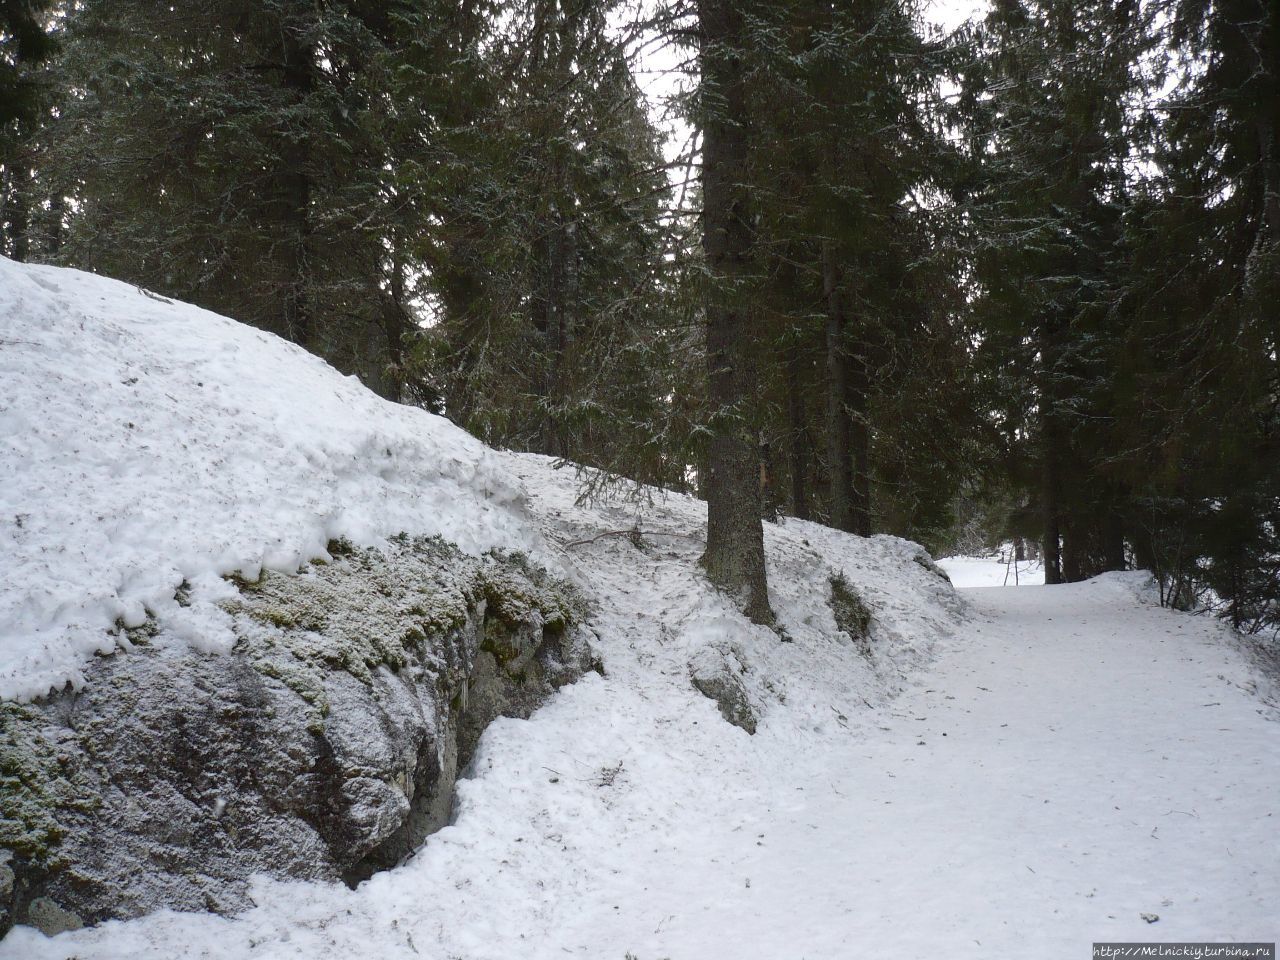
(8, 456, 1277, 959)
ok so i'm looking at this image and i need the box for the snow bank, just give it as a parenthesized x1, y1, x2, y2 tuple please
(0, 256, 536, 701)
(3, 448, 973, 959)
(939, 553, 1045, 588)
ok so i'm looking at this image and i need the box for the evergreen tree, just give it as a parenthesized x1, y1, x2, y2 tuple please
(735, 0, 968, 542)
(1113, 0, 1279, 628)
(0, 0, 56, 260)
(963, 0, 1151, 582)
(697, 0, 773, 623)
(46, 0, 423, 394)
(392, 0, 687, 486)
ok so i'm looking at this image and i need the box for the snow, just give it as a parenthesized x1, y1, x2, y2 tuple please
(3, 259, 1278, 957)
(6, 457, 1279, 957)
(0, 256, 535, 701)
(939, 553, 1046, 588)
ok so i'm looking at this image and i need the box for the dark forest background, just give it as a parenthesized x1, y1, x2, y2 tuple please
(2, 0, 1277, 636)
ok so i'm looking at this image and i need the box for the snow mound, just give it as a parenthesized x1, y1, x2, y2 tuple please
(938, 552, 1045, 588)
(0, 256, 536, 701)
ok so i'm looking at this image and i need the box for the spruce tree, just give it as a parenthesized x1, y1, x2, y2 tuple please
(697, 0, 773, 623)
(0, 0, 56, 261)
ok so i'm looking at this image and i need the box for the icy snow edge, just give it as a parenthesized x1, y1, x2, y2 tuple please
(0, 256, 538, 701)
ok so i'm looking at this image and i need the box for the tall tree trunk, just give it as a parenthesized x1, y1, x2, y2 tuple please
(539, 217, 564, 456)
(699, 0, 772, 624)
(44, 192, 63, 257)
(1103, 508, 1126, 572)
(1043, 460, 1062, 583)
(535, 2, 580, 459)
(540, 195, 574, 458)
(784, 343, 811, 520)
(1041, 320, 1064, 585)
(1061, 520, 1084, 582)
(278, 17, 315, 349)
(381, 238, 408, 403)
(847, 332, 872, 537)
(6, 160, 29, 262)
(823, 237, 855, 532)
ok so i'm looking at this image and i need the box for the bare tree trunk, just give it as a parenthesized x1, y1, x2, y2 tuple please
(699, 0, 772, 624)
(1041, 320, 1064, 584)
(1043, 469, 1062, 583)
(785, 343, 811, 520)
(44, 192, 63, 257)
(1061, 519, 1084, 582)
(279, 17, 315, 349)
(848, 336, 872, 537)
(6, 160, 30, 262)
(381, 238, 408, 403)
(1103, 508, 1126, 572)
(823, 237, 855, 532)
(535, 2, 581, 459)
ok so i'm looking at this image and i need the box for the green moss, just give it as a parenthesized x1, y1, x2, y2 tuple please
(249, 607, 300, 630)
(829, 574, 872, 651)
(0, 703, 98, 868)
(220, 536, 584, 713)
(480, 550, 585, 634)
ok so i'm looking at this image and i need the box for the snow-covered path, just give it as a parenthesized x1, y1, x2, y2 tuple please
(6, 467, 1278, 958)
(745, 580, 1280, 956)
(544, 575, 1280, 959)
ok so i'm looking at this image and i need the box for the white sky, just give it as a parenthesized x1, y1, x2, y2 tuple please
(924, 0, 990, 33)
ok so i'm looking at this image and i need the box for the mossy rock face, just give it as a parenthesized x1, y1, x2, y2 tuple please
(0, 703, 97, 867)
(0, 534, 594, 936)
(829, 574, 873, 657)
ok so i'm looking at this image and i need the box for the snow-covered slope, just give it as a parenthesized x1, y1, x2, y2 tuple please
(0, 257, 535, 700)
(2, 434, 968, 957)
(4, 258, 1276, 958)
(8, 454, 1280, 959)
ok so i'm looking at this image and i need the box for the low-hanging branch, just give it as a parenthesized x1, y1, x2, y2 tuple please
(562, 528, 706, 549)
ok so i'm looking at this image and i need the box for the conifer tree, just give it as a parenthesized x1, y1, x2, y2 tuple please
(697, 0, 773, 623)
(0, 0, 56, 261)
(963, 0, 1150, 582)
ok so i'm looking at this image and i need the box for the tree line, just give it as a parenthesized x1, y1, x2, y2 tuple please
(2, 0, 1276, 638)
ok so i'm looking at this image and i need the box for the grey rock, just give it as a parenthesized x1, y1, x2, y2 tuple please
(24, 898, 82, 936)
(911, 551, 952, 584)
(0, 536, 594, 935)
(689, 650, 758, 735)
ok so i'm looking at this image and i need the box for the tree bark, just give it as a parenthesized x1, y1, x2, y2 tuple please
(381, 237, 408, 403)
(5, 159, 30, 262)
(278, 16, 315, 349)
(848, 334, 872, 537)
(699, 0, 772, 624)
(1102, 508, 1126, 572)
(1040, 320, 1064, 585)
(823, 237, 855, 532)
(784, 343, 811, 521)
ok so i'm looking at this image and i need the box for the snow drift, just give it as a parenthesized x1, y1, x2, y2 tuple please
(0, 256, 535, 701)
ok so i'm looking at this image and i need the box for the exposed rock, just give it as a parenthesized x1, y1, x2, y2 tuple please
(911, 551, 952, 584)
(0, 536, 595, 936)
(689, 649, 758, 735)
(829, 574, 873, 657)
